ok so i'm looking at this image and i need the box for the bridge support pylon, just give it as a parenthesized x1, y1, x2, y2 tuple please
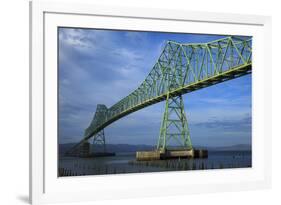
(157, 93, 193, 152)
(78, 140, 91, 157)
(92, 129, 106, 153)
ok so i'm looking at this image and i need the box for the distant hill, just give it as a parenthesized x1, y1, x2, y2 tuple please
(59, 143, 251, 155)
(206, 144, 252, 151)
(58, 143, 155, 155)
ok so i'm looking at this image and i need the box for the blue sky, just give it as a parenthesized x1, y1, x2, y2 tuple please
(58, 28, 251, 147)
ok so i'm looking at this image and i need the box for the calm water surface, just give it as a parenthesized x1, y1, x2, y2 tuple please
(58, 151, 251, 177)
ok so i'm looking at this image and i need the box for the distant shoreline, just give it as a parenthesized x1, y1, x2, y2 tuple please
(58, 143, 251, 155)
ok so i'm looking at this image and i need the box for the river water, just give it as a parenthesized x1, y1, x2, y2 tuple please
(58, 150, 251, 177)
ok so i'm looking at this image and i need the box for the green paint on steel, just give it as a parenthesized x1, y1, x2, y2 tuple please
(66, 36, 252, 155)
(92, 129, 106, 153)
(157, 93, 192, 151)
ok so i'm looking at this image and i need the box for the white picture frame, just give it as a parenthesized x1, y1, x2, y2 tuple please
(30, 1, 272, 204)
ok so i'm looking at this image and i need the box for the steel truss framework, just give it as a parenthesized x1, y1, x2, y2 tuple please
(157, 93, 192, 151)
(66, 36, 252, 155)
(92, 129, 106, 153)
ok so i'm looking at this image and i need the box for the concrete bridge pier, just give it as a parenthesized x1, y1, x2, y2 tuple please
(136, 149, 208, 161)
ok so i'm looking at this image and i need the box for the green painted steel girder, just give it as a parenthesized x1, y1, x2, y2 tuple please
(67, 36, 252, 155)
(157, 93, 192, 151)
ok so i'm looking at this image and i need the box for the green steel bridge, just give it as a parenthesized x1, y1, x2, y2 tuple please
(66, 36, 252, 156)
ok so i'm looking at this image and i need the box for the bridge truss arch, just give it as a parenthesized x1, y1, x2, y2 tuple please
(66, 36, 252, 155)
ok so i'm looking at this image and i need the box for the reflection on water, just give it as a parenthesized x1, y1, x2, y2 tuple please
(58, 151, 251, 177)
